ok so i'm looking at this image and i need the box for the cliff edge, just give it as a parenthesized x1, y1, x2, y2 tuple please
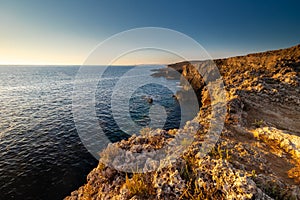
(66, 45, 300, 200)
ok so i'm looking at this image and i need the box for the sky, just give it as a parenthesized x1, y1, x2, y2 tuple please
(0, 0, 300, 65)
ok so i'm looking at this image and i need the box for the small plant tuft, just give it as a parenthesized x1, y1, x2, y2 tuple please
(252, 119, 265, 128)
(139, 126, 152, 136)
(124, 172, 155, 198)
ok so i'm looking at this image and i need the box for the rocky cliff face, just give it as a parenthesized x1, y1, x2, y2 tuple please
(66, 45, 300, 200)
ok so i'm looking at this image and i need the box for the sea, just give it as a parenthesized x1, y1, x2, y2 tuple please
(0, 65, 183, 199)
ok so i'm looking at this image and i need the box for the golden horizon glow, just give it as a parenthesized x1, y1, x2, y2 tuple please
(0, 52, 250, 66)
(0, 12, 253, 66)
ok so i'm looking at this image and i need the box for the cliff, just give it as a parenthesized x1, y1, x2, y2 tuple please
(66, 45, 300, 200)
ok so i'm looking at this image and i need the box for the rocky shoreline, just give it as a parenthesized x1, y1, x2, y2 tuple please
(66, 45, 300, 199)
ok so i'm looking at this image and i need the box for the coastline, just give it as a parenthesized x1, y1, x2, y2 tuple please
(66, 44, 300, 199)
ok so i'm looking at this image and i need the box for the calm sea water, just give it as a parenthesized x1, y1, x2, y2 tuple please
(0, 65, 181, 200)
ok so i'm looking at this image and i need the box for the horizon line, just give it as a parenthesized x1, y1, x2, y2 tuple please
(1, 44, 298, 66)
(0, 63, 169, 67)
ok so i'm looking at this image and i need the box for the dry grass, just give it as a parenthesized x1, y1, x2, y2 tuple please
(180, 153, 228, 200)
(209, 144, 231, 160)
(124, 172, 155, 198)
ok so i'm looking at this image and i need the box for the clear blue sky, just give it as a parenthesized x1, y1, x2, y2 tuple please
(1, 0, 299, 65)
